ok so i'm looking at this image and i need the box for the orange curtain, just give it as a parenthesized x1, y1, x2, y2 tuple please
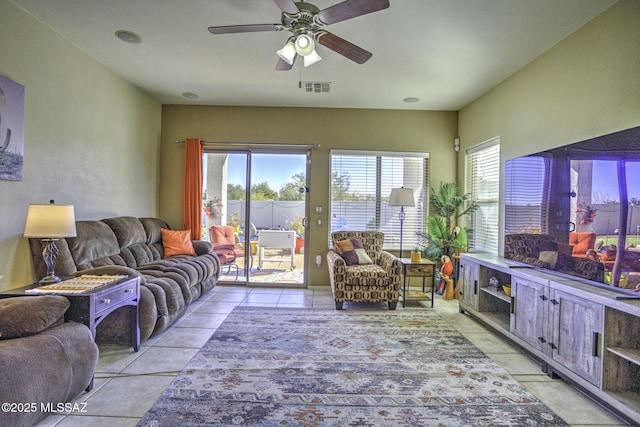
(182, 138, 204, 240)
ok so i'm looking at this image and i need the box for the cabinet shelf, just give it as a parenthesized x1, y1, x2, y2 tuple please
(481, 311, 510, 331)
(607, 347, 640, 366)
(481, 286, 511, 303)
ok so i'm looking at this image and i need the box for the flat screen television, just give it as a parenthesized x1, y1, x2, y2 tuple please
(504, 126, 640, 294)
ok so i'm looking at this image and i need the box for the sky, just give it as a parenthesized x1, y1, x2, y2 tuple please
(506, 157, 640, 205)
(226, 153, 306, 190)
(592, 161, 640, 202)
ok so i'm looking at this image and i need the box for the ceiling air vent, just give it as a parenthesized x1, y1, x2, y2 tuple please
(300, 81, 331, 93)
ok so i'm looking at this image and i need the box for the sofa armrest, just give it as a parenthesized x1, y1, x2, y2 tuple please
(192, 240, 213, 255)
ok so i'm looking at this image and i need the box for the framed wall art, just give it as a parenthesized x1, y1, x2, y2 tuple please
(0, 75, 25, 181)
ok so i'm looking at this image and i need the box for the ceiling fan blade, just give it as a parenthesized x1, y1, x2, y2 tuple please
(276, 56, 296, 71)
(317, 0, 389, 25)
(272, 0, 299, 15)
(208, 24, 281, 35)
(316, 31, 372, 64)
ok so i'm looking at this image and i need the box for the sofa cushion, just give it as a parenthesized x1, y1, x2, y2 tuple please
(0, 296, 69, 340)
(335, 238, 373, 266)
(539, 251, 558, 269)
(103, 216, 147, 249)
(161, 229, 196, 258)
(67, 221, 120, 267)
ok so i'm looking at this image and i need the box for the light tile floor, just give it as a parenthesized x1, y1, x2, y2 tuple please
(35, 286, 627, 426)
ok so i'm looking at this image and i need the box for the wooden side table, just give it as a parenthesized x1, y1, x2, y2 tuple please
(400, 258, 436, 308)
(0, 276, 140, 351)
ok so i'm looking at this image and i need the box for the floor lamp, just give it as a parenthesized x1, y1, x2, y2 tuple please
(389, 187, 415, 259)
(23, 201, 77, 283)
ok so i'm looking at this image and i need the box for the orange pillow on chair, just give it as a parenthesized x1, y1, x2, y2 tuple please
(570, 232, 596, 255)
(161, 229, 196, 258)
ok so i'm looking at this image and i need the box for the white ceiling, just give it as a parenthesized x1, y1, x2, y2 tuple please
(12, 0, 616, 111)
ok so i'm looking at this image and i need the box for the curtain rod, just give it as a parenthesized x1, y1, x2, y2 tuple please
(175, 140, 320, 149)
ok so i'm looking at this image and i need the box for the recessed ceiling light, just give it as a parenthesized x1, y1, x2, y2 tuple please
(115, 30, 142, 44)
(182, 92, 199, 100)
(403, 97, 420, 103)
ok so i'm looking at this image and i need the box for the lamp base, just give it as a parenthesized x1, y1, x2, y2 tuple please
(39, 275, 62, 284)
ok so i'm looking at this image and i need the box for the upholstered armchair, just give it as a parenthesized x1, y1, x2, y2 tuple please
(326, 231, 403, 310)
(209, 225, 250, 279)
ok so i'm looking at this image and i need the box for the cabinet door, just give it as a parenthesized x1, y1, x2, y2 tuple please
(548, 287, 603, 387)
(510, 276, 548, 352)
(459, 260, 479, 310)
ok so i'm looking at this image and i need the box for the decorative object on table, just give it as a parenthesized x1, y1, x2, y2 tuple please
(489, 276, 500, 290)
(23, 201, 76, 283)
(25, 274, 127, 294)
(418, 181, 477, 261)
(410, 248, 422, 262)
(138, 307, 568, 427)
(0, 75, 25, 181)
(389, 187, 415, 259)
(502, 284, 512, 296)
(437, 255, 454, 295)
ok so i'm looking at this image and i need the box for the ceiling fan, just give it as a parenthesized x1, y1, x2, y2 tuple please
(207, 0, 390, 70)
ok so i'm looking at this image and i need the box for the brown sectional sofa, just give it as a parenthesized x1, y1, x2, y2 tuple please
(29, 216, 220, 341)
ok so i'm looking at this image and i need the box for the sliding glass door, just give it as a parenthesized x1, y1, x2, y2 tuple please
(203, 149, 308, 286)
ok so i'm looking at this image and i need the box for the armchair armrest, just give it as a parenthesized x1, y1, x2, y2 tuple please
(326, 250, 345, 270)
(326, 249, 346, 294)
(379, 250, 401, 270)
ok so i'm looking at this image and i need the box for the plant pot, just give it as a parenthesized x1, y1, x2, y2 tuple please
(410, 251, 422, 262)
(295, 237, 304, 254)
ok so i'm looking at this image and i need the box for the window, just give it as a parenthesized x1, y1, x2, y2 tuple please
(329, 150, 428, 250)
(466, 140, 500, 253)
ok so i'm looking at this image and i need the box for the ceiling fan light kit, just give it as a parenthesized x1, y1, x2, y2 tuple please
(276, 39, 297, 64)
(208, 0, 390, 70)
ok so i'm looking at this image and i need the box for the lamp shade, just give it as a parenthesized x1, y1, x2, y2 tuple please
(303, 49, 322, 67)
(276, 39, 296, 65)
(294, 34, 315, 56)
(23, 204, 77, 238)
(389, 187, 415, 207)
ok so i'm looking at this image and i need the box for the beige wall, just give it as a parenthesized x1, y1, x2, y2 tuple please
(0, 1, 162, 289)
(161, 106, 458, 286)
(458, 0, 640, 252)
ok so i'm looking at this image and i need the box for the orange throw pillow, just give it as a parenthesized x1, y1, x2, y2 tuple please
(161, 229, 196, 258)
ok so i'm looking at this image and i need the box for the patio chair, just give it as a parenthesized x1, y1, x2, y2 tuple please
(209, 225, 251, 280)
(326, 231, 403, 310)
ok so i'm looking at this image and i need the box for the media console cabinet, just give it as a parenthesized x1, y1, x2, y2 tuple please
(458, 252, 640, 425)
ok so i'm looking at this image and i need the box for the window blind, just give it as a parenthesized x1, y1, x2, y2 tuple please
(329, 150, 428, 250)
(505, 155, 550, 234)
(466, 141, 500, 253)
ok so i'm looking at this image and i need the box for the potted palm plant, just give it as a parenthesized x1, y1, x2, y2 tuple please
(418, 182, 477, 261)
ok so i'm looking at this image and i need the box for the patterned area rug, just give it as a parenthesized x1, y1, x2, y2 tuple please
(138, 307, 568, 426)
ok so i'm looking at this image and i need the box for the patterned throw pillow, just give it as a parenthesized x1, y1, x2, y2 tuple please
(335, 238, 373, 266)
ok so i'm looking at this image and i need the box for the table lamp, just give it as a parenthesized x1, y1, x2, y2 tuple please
(23, 201, 76, 283)
(389, 187, 415, 259)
